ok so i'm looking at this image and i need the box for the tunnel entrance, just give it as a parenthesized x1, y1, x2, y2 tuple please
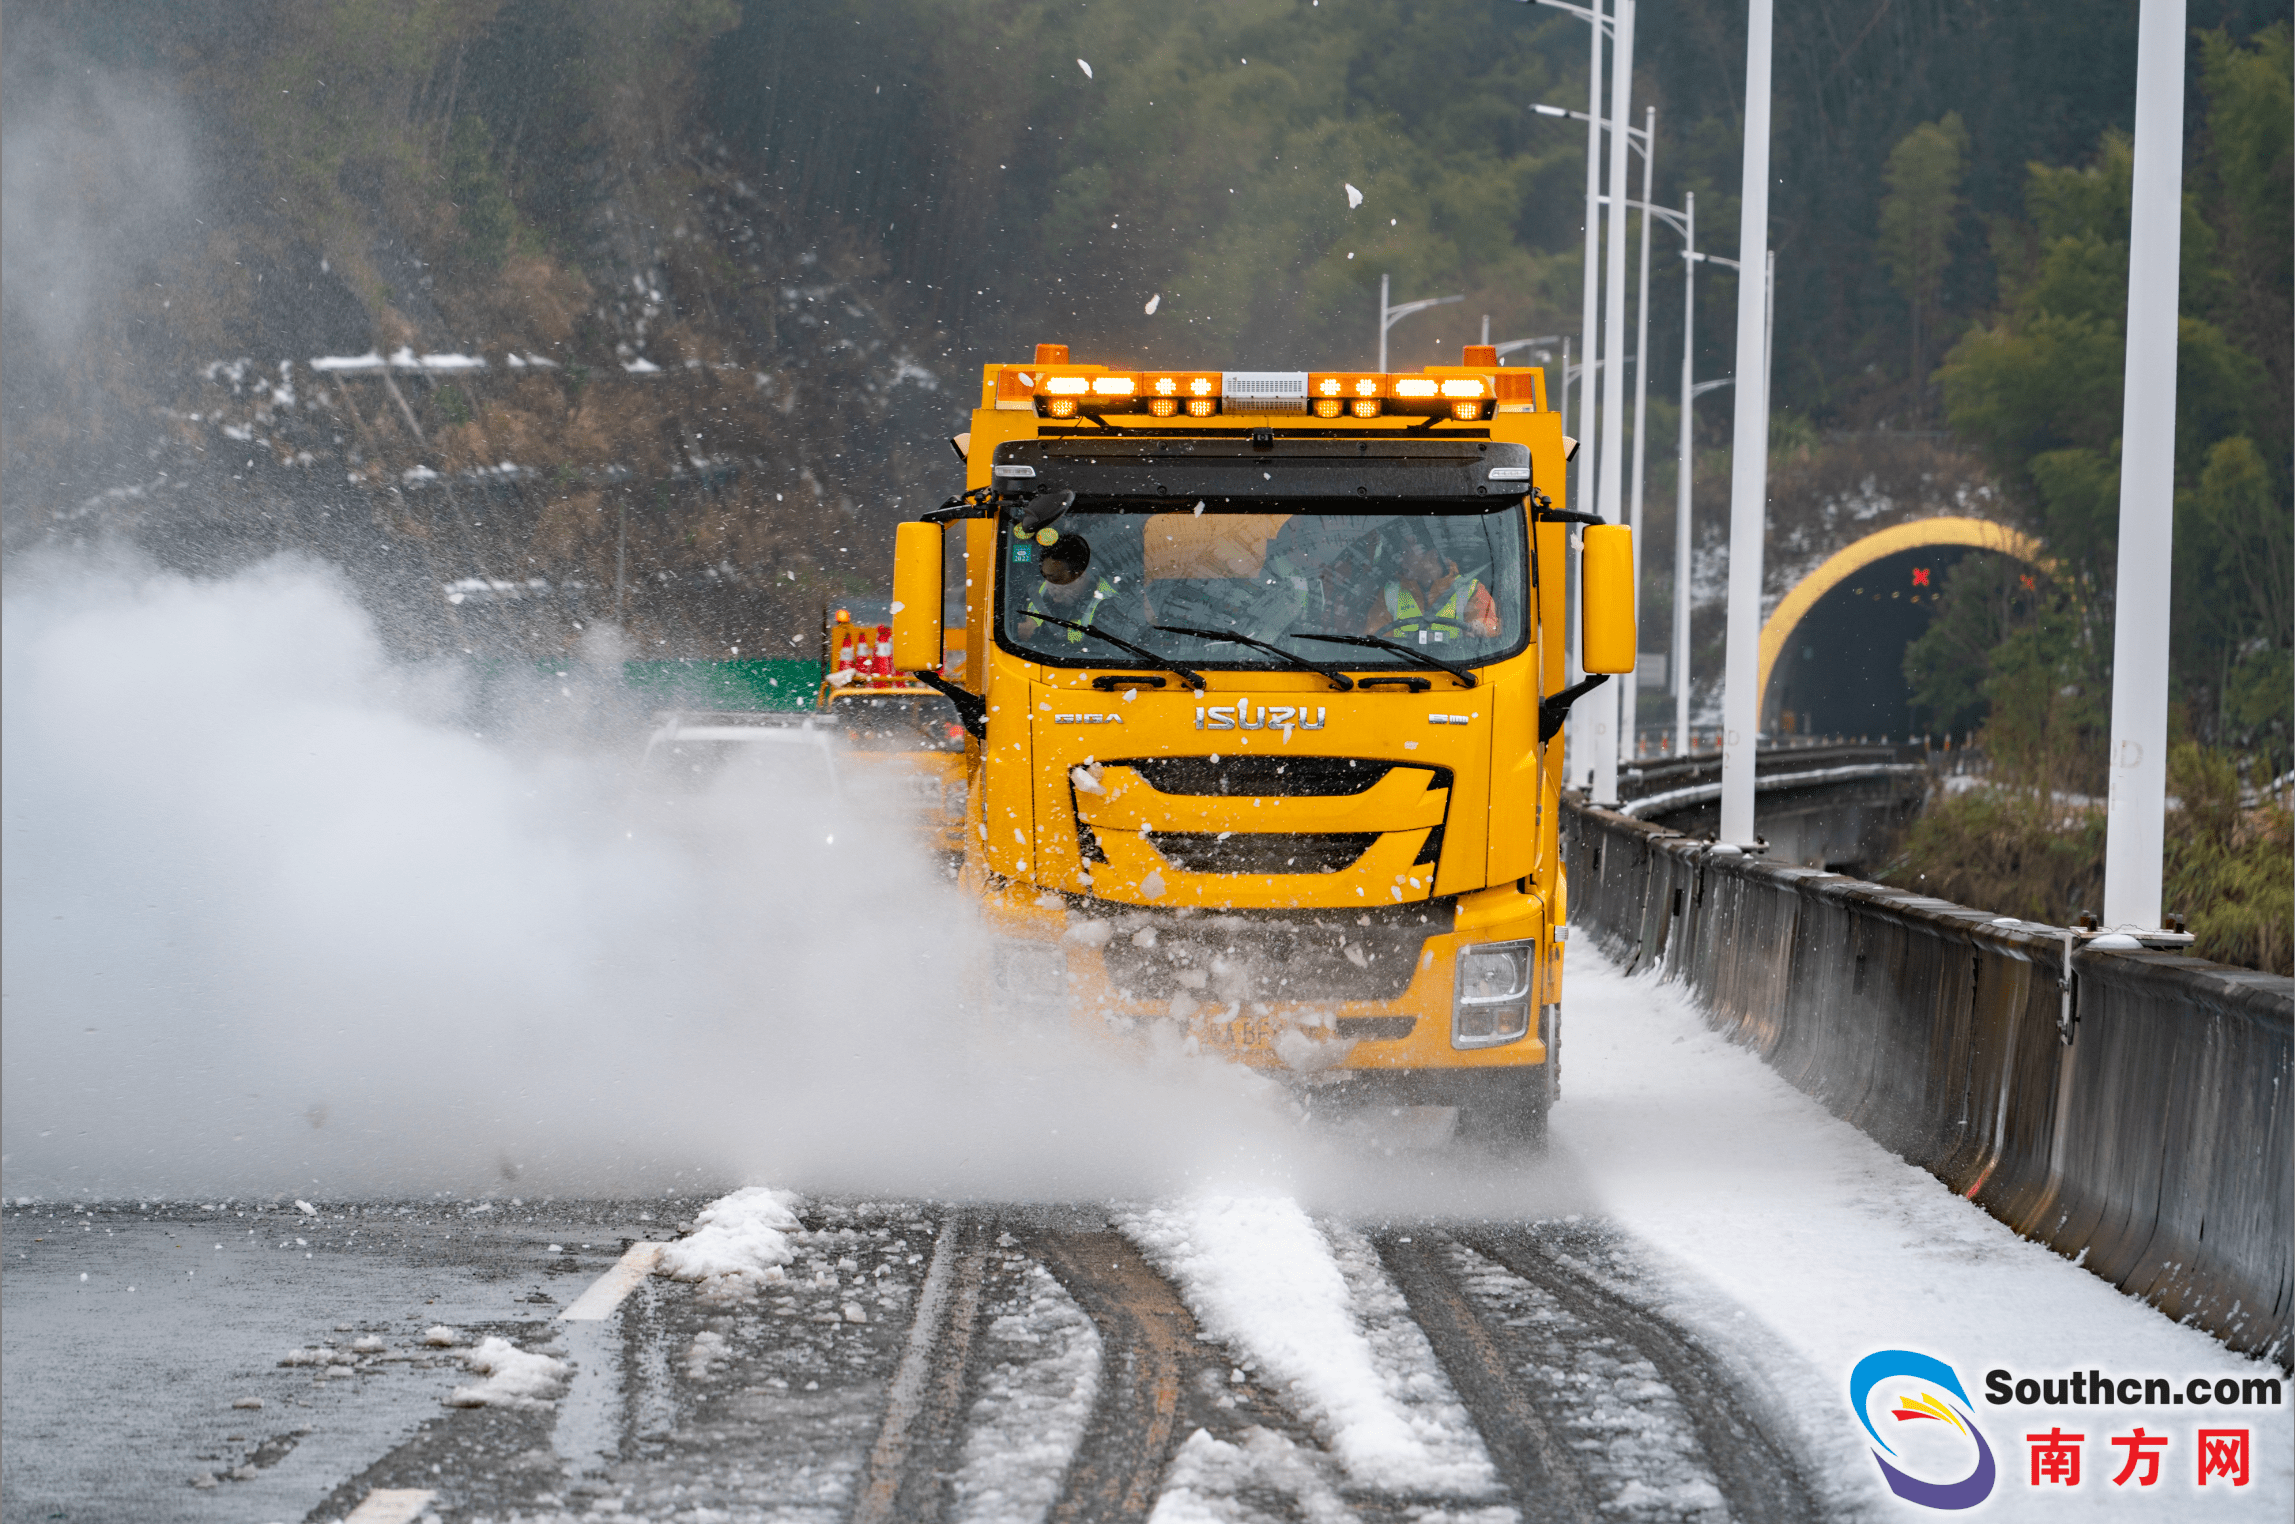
(1766, 545, 1970, 739)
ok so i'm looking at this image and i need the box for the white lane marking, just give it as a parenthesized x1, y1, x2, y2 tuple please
(343, 1489, 437, 1524)
(559, 1241, 663, 1322)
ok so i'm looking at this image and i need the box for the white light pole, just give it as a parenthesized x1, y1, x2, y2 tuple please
(1677, 188, 1701, 754)
(1718, 0, 1774, 846)
(1378, 273, 1465, 373)
(1678, 211, 1741, 756)
(1529, 3, 1610, 481)
(1491, 334, 1563, 364)
(1618, 103, 1657, 763)
(2101, 0, 2187, 932)
(1540, 97, 1736, 766)
(1677, 377, 1731, 746)
(1589, 0, 1636, 804)
(1530, 0, 1617, 779)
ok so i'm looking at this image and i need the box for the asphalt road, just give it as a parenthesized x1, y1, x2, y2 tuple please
(3, 1196, 1811, 1523)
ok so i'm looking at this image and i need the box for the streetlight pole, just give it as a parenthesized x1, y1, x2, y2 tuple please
(1677, 189, 1697, 754)
(1619, 103, 1656, 763)
(1540, 96, 1735, 768)
(1718, 0, 1775, 848)
(1529, 0, 1617, 777)
(1545, 2, 1607, 486)
(1491, 335, 1563, 364)
(2101, 0, 2187, 932)
(1378, 273, 1464, 373)
(1590, 0, 1636, 804)
(1678, 214, 1742, 757)
(1677, 373, 1733, 750)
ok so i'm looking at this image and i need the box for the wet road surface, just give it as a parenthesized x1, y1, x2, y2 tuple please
(3, 1197, 1813, 1523)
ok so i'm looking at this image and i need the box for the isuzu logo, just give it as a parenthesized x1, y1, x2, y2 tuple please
(1195, 703, 1328, 740)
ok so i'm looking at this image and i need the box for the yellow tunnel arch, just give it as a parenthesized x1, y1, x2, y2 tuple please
(1757, 516, 2051, 715)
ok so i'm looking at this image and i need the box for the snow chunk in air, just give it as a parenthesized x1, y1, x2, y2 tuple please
(656, 1185, 804, 1302)
(1345, 182, 1364, 209)
(444, 1336, 569, 1410)
(1076, 58, 1093, 79)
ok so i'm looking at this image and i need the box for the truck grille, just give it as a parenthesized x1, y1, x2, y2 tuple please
(1120, 756, 1435, 797)
(1146, 831, 1378, 874)
(1090, 902, 1451, 1003)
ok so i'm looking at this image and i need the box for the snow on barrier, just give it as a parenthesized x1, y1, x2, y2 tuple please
(1562, 798, 2293, 1367)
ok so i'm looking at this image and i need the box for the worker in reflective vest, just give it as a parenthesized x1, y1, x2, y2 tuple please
(1378, 534, 1498, 643)
(1018, 532, 1123, 644)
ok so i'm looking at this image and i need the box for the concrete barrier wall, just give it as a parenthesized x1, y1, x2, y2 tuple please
(1564, 799, 2293, 1367)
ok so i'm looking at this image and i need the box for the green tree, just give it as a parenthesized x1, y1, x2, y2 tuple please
(1903, 552, 2046, 736)
(2182, 436, 2293, 766)
(1935, 104, 2273, 749)
(1876, 112, 1968, 415)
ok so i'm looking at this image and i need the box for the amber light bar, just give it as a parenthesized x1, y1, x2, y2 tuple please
(997, 352, 1530, 422)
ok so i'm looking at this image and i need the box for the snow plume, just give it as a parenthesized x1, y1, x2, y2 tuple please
(0, 25, 200, 356)
(0, 551, 1384, 1203)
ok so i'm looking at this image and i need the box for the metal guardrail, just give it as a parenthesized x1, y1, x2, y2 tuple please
(1563, 797, 2293, 1367)
(1615, 762, 1930, 820)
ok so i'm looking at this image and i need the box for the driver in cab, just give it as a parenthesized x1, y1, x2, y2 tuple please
(1376, 528, 1498, 644)
(1016, 530, 1133, 647)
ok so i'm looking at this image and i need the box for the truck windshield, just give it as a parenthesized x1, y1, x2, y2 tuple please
(998, 502, 1528, 671)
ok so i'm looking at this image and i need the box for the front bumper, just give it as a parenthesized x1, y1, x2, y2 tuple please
(985, 879, 1555, 1073)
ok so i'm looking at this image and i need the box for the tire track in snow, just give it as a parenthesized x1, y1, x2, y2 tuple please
(1375, 1233, 1599, 1524)
(1031, 1230, 1196, 1521)
(1116, 1197, 1509, 1513)
(1027, 1224, 1339, 1524)
(1448, 1226, 1816, 1524)
(852, 1210, 990, 1524)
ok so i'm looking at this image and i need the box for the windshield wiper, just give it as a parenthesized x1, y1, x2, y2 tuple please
(1152, 624, 1355, 691)
(1026, 613, 1206, 690)
(1290, 630, 1478, 688)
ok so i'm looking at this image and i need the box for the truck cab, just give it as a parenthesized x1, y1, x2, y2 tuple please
(892, 346, 1634, 1141)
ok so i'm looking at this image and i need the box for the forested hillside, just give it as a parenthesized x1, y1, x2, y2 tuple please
(3, 0, 2285, 712)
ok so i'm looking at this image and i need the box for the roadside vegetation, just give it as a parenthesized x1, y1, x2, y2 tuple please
(1880, 25, 2290, 970)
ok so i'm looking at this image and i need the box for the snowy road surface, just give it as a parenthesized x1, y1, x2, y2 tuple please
(5, 948, 2285, 1521)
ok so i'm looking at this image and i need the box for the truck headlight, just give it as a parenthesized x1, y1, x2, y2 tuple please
(1453, 940, 1532, 1048)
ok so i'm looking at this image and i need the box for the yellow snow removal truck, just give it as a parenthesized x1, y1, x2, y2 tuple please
(817, 603, 970, 860)
(889, 344, 1635, 1141)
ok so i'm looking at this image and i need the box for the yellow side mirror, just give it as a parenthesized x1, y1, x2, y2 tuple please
(1580, 523, 1637, 674)
(892, 522, 944, 672)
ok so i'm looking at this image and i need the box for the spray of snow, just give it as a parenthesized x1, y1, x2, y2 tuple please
(2, 552, 1426, 1204)
(444, 1336, 570, 1410)
(0, 32, 200, 355)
